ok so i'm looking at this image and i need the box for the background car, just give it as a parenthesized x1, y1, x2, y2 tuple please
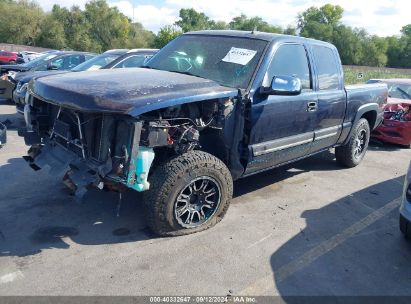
(400, 161, 411, 239)
(0, 51, 95, 77)
(102, 48, 158, 69)
(0, 51, 17, 64)
(368, 79, 411, 148)
(13, 49, 158, 112)
(16, 51, 42, 64)
(0, 51, 96, 101)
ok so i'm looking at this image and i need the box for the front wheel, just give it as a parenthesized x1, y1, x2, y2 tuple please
(335, 118, 370, 168)
(144, 151, 233, 236)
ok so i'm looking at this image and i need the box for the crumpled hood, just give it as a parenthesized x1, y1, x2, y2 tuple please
(29, 68, 239, 116)
(15, 70, 70, 84)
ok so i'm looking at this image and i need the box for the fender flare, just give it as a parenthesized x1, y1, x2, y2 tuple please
(343, 103, 379, 145)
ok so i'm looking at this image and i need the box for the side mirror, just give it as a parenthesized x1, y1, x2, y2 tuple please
(264, 75, 302, 96)
(48, 64, 58, 70)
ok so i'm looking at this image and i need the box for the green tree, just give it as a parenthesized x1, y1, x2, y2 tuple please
(283, 25, 297, 36)
(361, 36, 388, 67)
(154, 25, 182, 48)
(333, 26, 365, 65)
(398, 24, 411, 67)
(127, 22, 156, 48)
(51, 5, 99, 51)
(0, 0, 45, 45)
(84, 0, 130, 51)
(229, 14, 282, 33)
(35, 14, 66, 49)
(211, 21, 229, 30)
(298, 4, 343, 42)
(175, 8, 215, 32)
(298, 4, 343, 30)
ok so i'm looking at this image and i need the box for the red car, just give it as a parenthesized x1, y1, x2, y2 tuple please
(369, 79, 411, 148)
(0, 51, 17, 64)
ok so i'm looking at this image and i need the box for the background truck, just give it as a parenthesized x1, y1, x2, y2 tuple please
(21, 30, 387, 236)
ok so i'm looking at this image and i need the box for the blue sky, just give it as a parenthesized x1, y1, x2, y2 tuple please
(38, 0, 410, 37)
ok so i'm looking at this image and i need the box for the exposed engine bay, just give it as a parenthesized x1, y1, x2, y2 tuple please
(21, 94, 237, 198)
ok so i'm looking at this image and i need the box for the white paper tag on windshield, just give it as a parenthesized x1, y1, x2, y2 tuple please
(222, 47, 257, 65)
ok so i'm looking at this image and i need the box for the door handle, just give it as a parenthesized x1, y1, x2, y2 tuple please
(307, 101, 318, 112)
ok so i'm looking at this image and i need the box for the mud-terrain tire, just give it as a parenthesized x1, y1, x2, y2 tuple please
(335, 118, 370, 168)
(144, 150, 233, 236)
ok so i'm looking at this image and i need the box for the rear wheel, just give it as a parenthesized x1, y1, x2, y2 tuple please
(335, 118, 370, 168)
(9, 60, 15, 64)
(144, 150, 233, 236)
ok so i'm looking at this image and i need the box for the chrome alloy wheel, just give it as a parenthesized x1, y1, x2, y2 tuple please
(354, 128, 367, 158)
(174, 176, 221, 228)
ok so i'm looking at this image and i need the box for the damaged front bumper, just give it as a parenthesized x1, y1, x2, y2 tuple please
(371, 102, 411, 147)
(372, 120, 411, 146)
(21, 98, 155, 199)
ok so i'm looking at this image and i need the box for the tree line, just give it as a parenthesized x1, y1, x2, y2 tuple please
(0, 0, 410, 68)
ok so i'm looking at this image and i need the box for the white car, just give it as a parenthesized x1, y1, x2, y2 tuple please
(21, 51, 41, 62)
(400, 161, 411, 238)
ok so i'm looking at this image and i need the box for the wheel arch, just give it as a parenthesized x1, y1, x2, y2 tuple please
(343, 103, 379, 145)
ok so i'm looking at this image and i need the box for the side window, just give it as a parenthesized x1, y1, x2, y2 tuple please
(313, 46, 340, 90)
(66, 55, 82, 69)
(50, 58, 64, 70)
(113, 55, 148, 69)
(266, 44, 311, 89)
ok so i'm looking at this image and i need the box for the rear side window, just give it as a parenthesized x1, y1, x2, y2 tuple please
(266, 44, 311, 89)
(313, 46, 340, 90)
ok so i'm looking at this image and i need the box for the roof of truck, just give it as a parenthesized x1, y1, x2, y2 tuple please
(186, 30, 335, 48)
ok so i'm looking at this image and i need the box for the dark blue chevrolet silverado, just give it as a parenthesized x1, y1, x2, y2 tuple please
(20, 31, 387, 236)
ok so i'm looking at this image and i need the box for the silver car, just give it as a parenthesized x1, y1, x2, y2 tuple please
(400, 161, 411, 238)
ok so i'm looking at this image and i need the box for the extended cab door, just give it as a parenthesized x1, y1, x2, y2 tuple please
(309, 45, 346, 153)
(245, 43, 318, 175)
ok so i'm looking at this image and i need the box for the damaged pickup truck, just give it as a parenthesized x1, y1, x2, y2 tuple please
(20, 31, 388, 236)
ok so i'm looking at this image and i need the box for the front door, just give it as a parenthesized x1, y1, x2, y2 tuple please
(245, 43, 317, 175)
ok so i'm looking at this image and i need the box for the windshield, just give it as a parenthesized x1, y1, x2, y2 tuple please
(146, 35, 268, 89)
(22, 53, 58, 69)
(72, 53, 121, 71)
(386, 82, 411, 100)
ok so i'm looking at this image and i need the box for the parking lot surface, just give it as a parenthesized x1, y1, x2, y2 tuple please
(0, 99, 411, 296)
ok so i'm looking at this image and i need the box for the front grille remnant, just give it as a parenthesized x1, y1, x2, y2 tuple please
(47, 106, 121, 163)
(50, 107, 87, 159)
